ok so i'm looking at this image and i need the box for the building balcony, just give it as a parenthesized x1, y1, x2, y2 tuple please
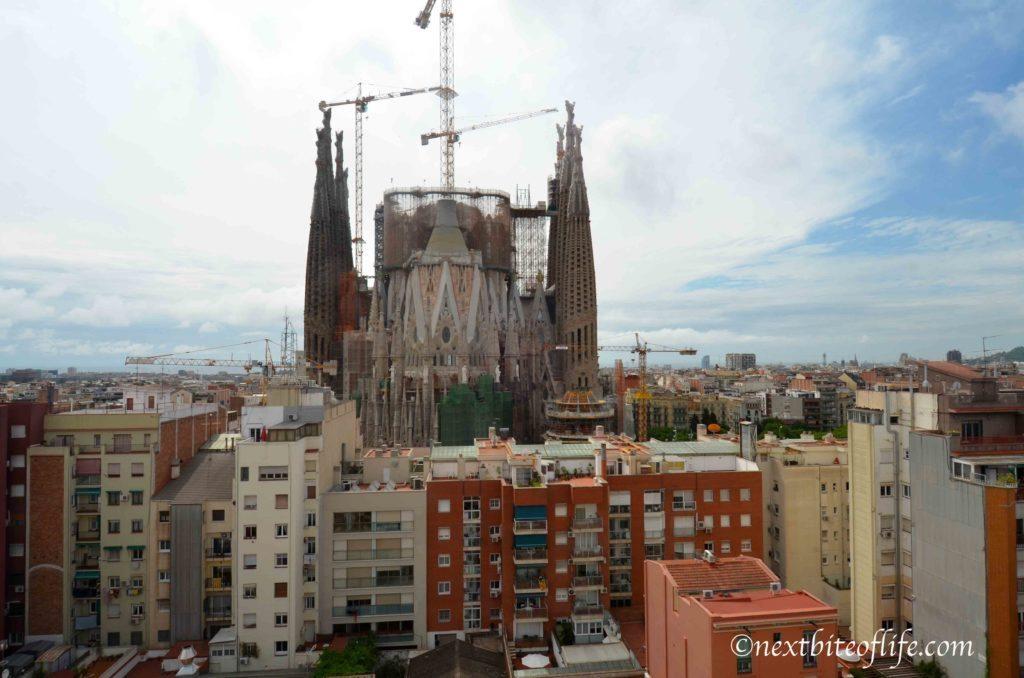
(72, 586, 99, 599)
(75, 502, 101, 515)
(75, 475, 101, 488)
(333, 548, 414, 562)
(463, 510, 481, 523)
(377, 633, 416, 646)
(513, 519, 548, 535)
(205, 578, 232, 590)
(514, 605, 548, 621)
(73, 613, 99, 631)
(573, 575, 603, 589)
(333, 521, 414, 534)
(205, 608, 231, 621)
(610, 583, 632, 595)
(74, 556, 100, 571)
(333, 576, 414, 590)
(572, 516, 602, 531)
(644, 505, 665, 514)
(572, 546, 603, 561)
(609, 530, 630, 542)
(514, 577, 546, 593)
(463, 537, 481, 550)
(673, 527, 696, 538)
(513, 547, 548, 564)
(609, 558, 631, 569)
(463, 564, 481, 578)
(609, 505, 630, 516)
(672, 501, 697, 511)
(463, 591, 481, 603)
(336, 603, 414, 618)
(75, 529, 100, 543)
(572, 603, 604, 619)
(205, 548, 232, 560)
(643, 530, 665, 542)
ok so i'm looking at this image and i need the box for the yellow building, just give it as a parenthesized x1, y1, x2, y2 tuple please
(757, 434, 851, 629)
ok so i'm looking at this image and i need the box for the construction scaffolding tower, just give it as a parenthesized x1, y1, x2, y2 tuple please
(512, 186, 548, 292)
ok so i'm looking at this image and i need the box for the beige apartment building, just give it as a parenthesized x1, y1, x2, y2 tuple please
(149, 450, 235, 647)
(319, 448, 427, 649)
(757, 434, 851, 628)
(233, 382, 357, 671)
(25, 405, 223, 650)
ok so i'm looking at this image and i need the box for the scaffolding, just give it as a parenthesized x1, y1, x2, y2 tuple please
(512, 186, 548, 292)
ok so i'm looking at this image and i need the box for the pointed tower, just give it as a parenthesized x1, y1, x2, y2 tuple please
(304, 109, 340, 368)
(553, 101, 600, 396)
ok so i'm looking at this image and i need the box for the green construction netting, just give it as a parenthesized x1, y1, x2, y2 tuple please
(437, 374, 512, 445)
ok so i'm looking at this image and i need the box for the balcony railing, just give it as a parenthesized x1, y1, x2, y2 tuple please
(573, 575, 603, 588)
(609, 530, 630, 541)
(572, 603, 604, 617)
(333, 576, 413, 589)
(205, 578, 232, 590)
(75, 530, 100, 542)
(514, 605, 548, 620)
(463, 537, 481, 549)
(334, 548, 414, 561)
(205, 607, 232, 620)
(673, 501, 697, 511)
(72, 586, 99, 598)
(463, 510, 481, 522)
(75, 475, 101, 487)
(610, 557, 631, 568)
(463, 564, 481, 577)
(644, 530, 665, 541)
(464, 591, 481, 603)
(74, 556, 100, 570)
(610, 583, 632, 594)
(514, 577, 545, 591)
(75, 503, 100, 515)
(333, 521, 413, 534)
(73, 614, 99, 631)
(205, 548, 232, 559)
(572, 546, 602, 558)
(513, 519, 548, 534)
(337, 603, 414, 618)
(513, 547, 548, 563)
(609, 505, 630, 515)
(572, 516, 602, 530)
(644, 505, 664, 513)
(673, 527, 696, 538)
(377, 633, 415, 645)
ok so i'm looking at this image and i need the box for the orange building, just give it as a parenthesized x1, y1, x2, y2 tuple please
(421, 431, 763, 655)
(646, 555, 839, 678)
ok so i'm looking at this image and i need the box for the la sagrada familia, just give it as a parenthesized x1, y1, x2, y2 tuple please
(303, 102, 613, 446)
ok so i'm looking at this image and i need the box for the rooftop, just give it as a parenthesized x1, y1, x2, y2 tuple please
(154, 452, 234, 503)
(916, 359, 990, 383)
(698, 588, 838, 620)
(657, 555, 779, 594)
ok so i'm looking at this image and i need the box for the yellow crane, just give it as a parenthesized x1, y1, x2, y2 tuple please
(125, 340, 275, 376)
(598, 334, 697, 442)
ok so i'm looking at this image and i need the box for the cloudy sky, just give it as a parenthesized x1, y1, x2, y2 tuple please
(2, 1, 1023, 370)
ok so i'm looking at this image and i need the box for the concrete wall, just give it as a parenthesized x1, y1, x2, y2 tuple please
(169, 505, 203, 641)
(910, 432, 988, 678)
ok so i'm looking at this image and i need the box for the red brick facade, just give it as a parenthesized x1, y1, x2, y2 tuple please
(27, 453, 65, 637)
(154, 407, 227, 494)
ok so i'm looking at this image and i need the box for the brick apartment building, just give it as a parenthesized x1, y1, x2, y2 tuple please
(418, 431, 762, 652)
(0, 401, 48, 648)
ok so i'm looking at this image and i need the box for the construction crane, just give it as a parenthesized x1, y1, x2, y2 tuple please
(415, 0, 457, 188)
(125, 340, 275, 376)
(319, 84, 441, 274)
(599, 334, 697, 442)
(421, 107, 559, 147)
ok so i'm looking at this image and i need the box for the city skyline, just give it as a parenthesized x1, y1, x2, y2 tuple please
(2, 1, 1023, 366)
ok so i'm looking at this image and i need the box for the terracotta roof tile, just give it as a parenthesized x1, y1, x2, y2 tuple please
(660, 555, 779, 594)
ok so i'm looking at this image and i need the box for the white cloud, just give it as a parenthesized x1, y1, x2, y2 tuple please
(971, 80, 1024, 143)
(63, 296, 132, 327)
(198, 321, 219, 334)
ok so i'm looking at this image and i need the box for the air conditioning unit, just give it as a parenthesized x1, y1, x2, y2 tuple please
(490, 534, 499, 543)
(881, 529, 893, 539)
(769, 582, 782, 593)
(696, 521, 705, 529)
(702, 589, 714, 599)
(239, 657, 250, 666)
(490, 589, 501, 598)
(13, 585, 24, 593)
(120, 492, 129, 502)
(599, 586, 607, 594)
(568, 588, 575, 596)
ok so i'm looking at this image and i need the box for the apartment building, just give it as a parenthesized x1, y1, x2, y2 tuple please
(849, 360, 1024, 645)
(0, 401, 47, 649)
(25, 405, 224, 650)
(320, 448, 427, 649)
(233, 383, 357, 671)
(149, 450, 235, 647)
(724, 353, 756, 371)
(418, 430, 762, 659)
(909, 430, 1024, 677)
(645, 554, 839, 678)
(757, 433, 851, 628)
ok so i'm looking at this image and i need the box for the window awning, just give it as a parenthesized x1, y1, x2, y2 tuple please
(75, 487, 101, 496)
(74, 571, 100, 580)
(126, 545, 145, 551)
(514, 534, 546, 547)
(514, 505, 547, 520)
(103, 546, 123, 551)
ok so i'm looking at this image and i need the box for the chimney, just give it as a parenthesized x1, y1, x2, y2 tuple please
(457, 454, 466, 479)
(170, 456, 181, 480)
(740, 421, 756, 461)
(488, 427, 497, 445)
(594, 443, 607, 481)
(595, 425, 605, 437)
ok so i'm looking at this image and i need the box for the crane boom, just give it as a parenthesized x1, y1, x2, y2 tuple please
(598, 334, 697, 442)
(420, 108, 558, 145)
(125, 339, 275, 375)
(319, 84, 440, 274)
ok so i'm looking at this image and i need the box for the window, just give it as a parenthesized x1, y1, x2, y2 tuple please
(438, 499, 451, 513)
(556, 588, 569, 602)
(304, 595, 315, 610)
(881, 585, 895, 600)
(107, 632, 120, 647)
(555, 503, 568, 517)
(556, 560, 568, 573)
(438, 554, 451, 567)
(107, 491, 120, 507)
(211, 510, 225, 522)
(158, 630, 170, 643)
(243, 584, 257, 599)
(881, 550, 895, 566)
(243, 554, 257, 570)
(305, 459, 317, 472)
(131, 519, 143, 533)
(275, 613, 288, 627)
(489, 498, 500, 510)
(306, 484, 316, 499)
(131, 462, 144, 477)
(240, 467, 249, 481)
(737, 650, 752, 674)
(961, 420, 983, 439)
(274, 582, 287, 598)
(881, 619, 895, 631)
(259, 466, 289, 481)
(8, 544, 23, 557)
(159, 511, 170, 523)
(276, 494, 289, 509)
(107, 463, 121, 477)
(244, 525, 257, 539)
(741, 539, 752, 553)
(275, 553, 288, 568)
(703, 489, 713, 502)
(740, 514, 751, 527)
(720, 515, 731, 528)
(131, 603, 145, 617)
(158, 540, 170, 552)
(275, 641, 288, 656)
(130, 547, 144, 561)
(720, 489, 730, 502)
(438, 581, 451, 595)
(109, 576, 121, 589)
(306, 511, 317, 528)
(438, 527, 451, 541)
(276, 524, 288, 538)
(902, 483, 911, 499)
(130, 490, 143, 506)
(704, 516, 714, 528)
(108, 520, 121, 534)
(438, 609, 451, 623)
(244, 496, 257, 510)
(490, 553, 500, 564)
(802, 630, 817, 668)
(740, 488, 751, 501)
(720, 541, 731, 554)
(880, 483, 893, 497)
(556, 531, 568, 545)
(158, 570, 170, 583)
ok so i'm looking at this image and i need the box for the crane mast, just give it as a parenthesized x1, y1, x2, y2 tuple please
(417, 0, 457, 189)
(599, 334, 697, 442)
(319, 84, 440, 273)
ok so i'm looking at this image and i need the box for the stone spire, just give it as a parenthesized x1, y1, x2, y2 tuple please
(333, 131, 354, 273)
(304, 109, 339, 366)
(552, 101, 600, 396)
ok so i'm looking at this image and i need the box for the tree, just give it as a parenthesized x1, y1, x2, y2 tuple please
(689, 414, 699, 436)
(375, 655, 408, 678)
(314, 636, 379, 677)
